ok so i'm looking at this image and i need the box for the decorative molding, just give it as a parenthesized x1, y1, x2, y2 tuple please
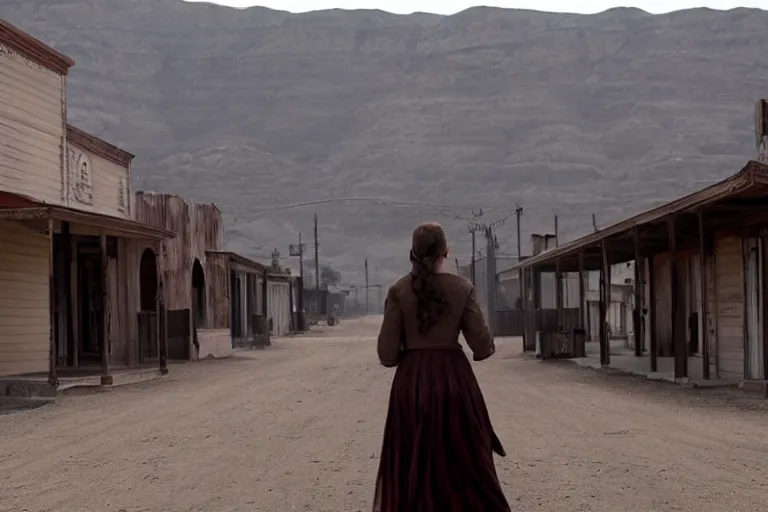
(66, 124, 134, 167)
(69, 147, 94, 206)
(0, 21, 73, 75)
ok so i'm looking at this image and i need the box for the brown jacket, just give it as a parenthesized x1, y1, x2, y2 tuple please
(377, 272, 495, 367)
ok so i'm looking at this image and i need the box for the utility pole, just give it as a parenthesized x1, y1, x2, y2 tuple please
(298, 233, 304, 283)
(298, 233, 305, 324)
(365, 258, 369, 314)
(516, 204, 524, 310)
(592, 212, 598, 233)
(470, 228, 476, 285)
(484, 225, 499, 336)
(468, 208, 484, 286)
(314, 214, 320, 292)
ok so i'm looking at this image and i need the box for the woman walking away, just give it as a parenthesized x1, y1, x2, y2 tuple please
(373, 222, 511, 512)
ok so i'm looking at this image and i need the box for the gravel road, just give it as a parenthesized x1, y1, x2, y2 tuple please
(2, 316, 768, 512)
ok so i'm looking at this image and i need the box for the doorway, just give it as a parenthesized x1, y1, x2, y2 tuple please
(77, 242, 104, 363)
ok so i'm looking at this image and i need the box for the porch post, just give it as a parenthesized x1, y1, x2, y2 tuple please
(600, 239, 610, 365)
(157, 242, 168, 374)
(100, 233, 110, 384)
(555, 257, 563, 329)
(62, 222, 74, 367)
(47, 218, 58, 387)
(698, 209, 710, 380)
(578, 251, 585, 330)
(649, 257, 658, 372)
(669, 217, 687, 379)
(633, 227, 643, 357)
(521, 265, 529, 350)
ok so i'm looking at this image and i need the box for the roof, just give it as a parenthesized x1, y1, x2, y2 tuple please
(511, 160, 768, 273)
(67, 125, 134, 167)
(0, 191, 174, 240)
(206, 250, 266, 272)
(0, 20, 74, 75)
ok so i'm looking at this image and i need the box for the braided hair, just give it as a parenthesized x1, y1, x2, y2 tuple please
(410, 222, 451, 336)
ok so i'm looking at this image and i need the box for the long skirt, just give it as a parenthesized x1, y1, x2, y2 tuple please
(373, 348, 511, 512)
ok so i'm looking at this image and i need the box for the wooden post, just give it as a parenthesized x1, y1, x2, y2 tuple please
(555, 258, 563, 329)
(521, 265, 529, 350)
(648, 258, 658, 372)
(669, 217, 686, 379)
(698, 209, 710, 380)
(156, 242, 168, 373)
(578, 251, 585, 330)
(633, 227, 643, 357)
(47, 218, 58, 387)
(100, 233, 111, 384)
(600, 239, 610, 365)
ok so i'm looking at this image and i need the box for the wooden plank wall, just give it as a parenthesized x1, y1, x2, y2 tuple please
(714, 236, 744, 380)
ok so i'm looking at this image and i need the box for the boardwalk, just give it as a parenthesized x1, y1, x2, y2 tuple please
(1, 317, 768, 511)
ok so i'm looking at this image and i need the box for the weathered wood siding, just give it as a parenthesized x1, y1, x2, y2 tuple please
(268, 279, 291, 336)
(66, 143, 131, 218)
(134, 193, 224, 329)
(714, 236, 744, 380)
(0, 220, 49, 376)
(0, 43, 65, 205)
(206, 251, 229, 330)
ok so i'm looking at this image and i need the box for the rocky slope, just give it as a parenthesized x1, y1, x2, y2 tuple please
(2, 1, 766, 283)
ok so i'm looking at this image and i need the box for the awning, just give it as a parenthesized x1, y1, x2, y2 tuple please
(0, 205, 175, 240)
(510, 160, 768, 273)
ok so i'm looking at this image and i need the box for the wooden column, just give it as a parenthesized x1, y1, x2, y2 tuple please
(633, 227, 643, 357)
(555, 258, 563, 329)
(600, 239, 610, 365)
(522, 266, 529, 350)
(159, 243, 169, 373)
(648, 258, 658, 372)
(47, 218, 58, 387)
(100, 233, 111, 384)
(669, 217, 687, 379)
(61, 222, 74, 368)
(698, 209, 710, 380)
(578, 251, 585, 330)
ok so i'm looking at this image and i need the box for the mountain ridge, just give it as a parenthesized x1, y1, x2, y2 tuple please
(1, 1, 765, 284)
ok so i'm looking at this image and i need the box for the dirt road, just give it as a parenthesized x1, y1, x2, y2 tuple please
(2, 316, 768, 512)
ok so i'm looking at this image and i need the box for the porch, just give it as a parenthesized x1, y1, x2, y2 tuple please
(0, 200, 175, 386)
(513, 160, 768, 385)
(572, 341, 740, 387)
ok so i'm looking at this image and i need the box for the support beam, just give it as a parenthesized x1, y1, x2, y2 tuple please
(100, 233, 110, 384)
(61, 222, 74, 368)
(698, 209, 710, 380)
(633, 227, 643, 357)
(158, 243, 169, 374)
(599, 239, 610, 365)
(578, 251, 585, 330)
(555, 257, 563, 329)
(649, 258, 658, 372)
(47, 218, 57, 387)
(669, 217, 687, 379)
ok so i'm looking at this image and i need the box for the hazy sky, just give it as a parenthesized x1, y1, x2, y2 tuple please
(187, 0, 767, 15)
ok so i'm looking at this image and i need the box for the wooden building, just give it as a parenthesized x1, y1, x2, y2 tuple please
(267, 271, 294, 336)
(206, 250, 269, 347)
(134, 193, 230, 359)
(514, 159, 768, 385)
(0, 21, 175, 386)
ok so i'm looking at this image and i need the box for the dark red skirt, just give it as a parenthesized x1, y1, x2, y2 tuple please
(373, 348, 511, 512)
